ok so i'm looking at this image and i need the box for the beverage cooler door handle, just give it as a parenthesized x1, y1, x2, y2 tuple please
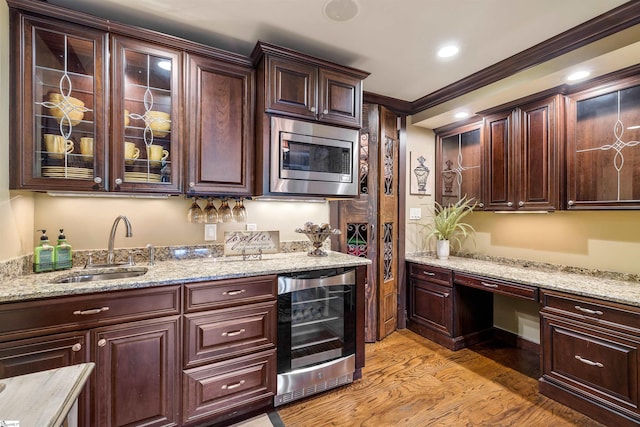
(278, 269, 356, 294)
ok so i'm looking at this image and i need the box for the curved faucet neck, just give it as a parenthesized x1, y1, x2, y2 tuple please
(107, 215, 133, 264)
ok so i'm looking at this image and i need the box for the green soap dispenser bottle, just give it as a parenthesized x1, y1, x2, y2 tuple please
(54, 228, 72, 270)
(33, 229, 54, 273)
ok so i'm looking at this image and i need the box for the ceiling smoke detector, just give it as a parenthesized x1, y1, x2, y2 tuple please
(324, 0, 359, 22)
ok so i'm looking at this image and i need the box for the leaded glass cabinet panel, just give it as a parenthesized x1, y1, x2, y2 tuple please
(11, 15, 107, 191)
(567, 78, 640, 208)
(435, 122, 483, 208)
(110, 35, 182, 193)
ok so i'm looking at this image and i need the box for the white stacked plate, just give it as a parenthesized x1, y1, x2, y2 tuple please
(124, 172, 162, 182)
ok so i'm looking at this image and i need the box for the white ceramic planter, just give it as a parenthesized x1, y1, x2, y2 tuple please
(436, 240, 450, 260)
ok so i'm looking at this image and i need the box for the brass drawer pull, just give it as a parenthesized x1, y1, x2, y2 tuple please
(575, 355, 604, 368)
(73, 306, 110, 315)
(481, 282, 498, 288)
(574, 306, 603, 316)
(222, 380, 245, 390)
(223, 289, 246, 296)
(222, 329, 246, 337)
(422, 271, 436, 276)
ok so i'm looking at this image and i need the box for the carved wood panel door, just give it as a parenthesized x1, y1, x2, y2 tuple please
(330, 103, 399, 342)
(376, 106, 399, 340)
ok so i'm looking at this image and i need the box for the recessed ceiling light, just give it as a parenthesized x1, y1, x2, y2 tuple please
(437, 45, 459, 58)
(157, 60, 171, 71)
(567, 70, 590, 81)
(455, 112, 470, 119)
(324, 0, 359, 22)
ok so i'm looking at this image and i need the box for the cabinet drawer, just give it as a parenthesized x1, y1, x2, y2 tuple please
(408, 263, 452, 287)
(182, 350, 275, 424)
(542, 314, 640, 415)
(184, 301, 276, 368)
(0, 331, 89, 379)
(541, 290, 640, 333)
(185, 275, 276, 312)
(454, 272, 538, 301)
(0, 286, 181, 342)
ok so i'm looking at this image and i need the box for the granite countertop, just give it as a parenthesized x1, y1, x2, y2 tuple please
(0, 251, 370, 303)
(406, 254, 640, 308)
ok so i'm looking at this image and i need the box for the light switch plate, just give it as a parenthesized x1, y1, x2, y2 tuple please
(204, 224, 217, 241)
(409, 208, 422, 220)
(246, 223, 257, 231)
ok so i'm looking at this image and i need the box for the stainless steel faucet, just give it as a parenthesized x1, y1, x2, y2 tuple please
(107, 215, 133, 265)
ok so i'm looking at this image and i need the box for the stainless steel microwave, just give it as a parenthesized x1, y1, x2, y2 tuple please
(270, 117, 359, 196)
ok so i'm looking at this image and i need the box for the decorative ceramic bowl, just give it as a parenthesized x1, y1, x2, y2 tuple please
(295, 222, 341, 257)
(144, 110, 171, 137)
(48, 93, 85, 126)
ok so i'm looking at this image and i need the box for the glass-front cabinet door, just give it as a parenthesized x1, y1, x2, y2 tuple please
(435, 122, 483, 208)
(111, 36, 182, 193)
(12, 16, 107, 191)
(566, 78, 640, 208)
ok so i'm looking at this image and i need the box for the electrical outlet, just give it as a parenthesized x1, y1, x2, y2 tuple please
(409, 208, 422, 220)
(246, 223, 257, 231)
(204, 224, 217, 241)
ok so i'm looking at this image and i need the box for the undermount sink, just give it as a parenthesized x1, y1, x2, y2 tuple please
(50, 268, 148, 284)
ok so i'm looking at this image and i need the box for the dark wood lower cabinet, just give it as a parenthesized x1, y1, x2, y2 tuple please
(0, 332, 91, 426)
(540, 290, 640, 426)
(407, 263, 640, 426)
(0, 269, 367, 426)
(182, 350, 276, 426)
(93, 317, 180, 427)
(406, 262, 493, 351)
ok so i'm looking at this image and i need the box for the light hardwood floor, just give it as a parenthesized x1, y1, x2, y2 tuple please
(277, 329, 604, 426)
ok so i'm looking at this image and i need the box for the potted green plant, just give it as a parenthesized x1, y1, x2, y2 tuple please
(423, 196, 476, 260)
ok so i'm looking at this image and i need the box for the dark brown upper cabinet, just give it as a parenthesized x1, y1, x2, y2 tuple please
(566, 76, 640, 209)
(111, 35, 182, 194)
(9, 8, 183, 194)
(435, 122, 484, 208)
(9, 13, 109, 192)
(483, 95, 562, 211)
(252, 41, 369, 129)
(185, 53, 255, 196)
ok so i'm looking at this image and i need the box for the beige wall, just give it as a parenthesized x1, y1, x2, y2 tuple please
(0, 2, 35, 261)
(31, 195, 328, 251)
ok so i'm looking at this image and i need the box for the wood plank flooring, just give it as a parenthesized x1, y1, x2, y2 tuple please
(277, 329, 604, 427)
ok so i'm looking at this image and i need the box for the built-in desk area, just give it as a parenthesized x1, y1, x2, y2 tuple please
(405, 254, 640, 427)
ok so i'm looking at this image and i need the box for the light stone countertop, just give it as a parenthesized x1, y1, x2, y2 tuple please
(406, 254, 640, 308)
(0, 362, 94, 426)
(0, 251, 370, 303)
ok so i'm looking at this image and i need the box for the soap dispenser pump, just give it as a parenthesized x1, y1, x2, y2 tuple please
(33, 229, 54, 273)
(54, 228, 72, 270)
